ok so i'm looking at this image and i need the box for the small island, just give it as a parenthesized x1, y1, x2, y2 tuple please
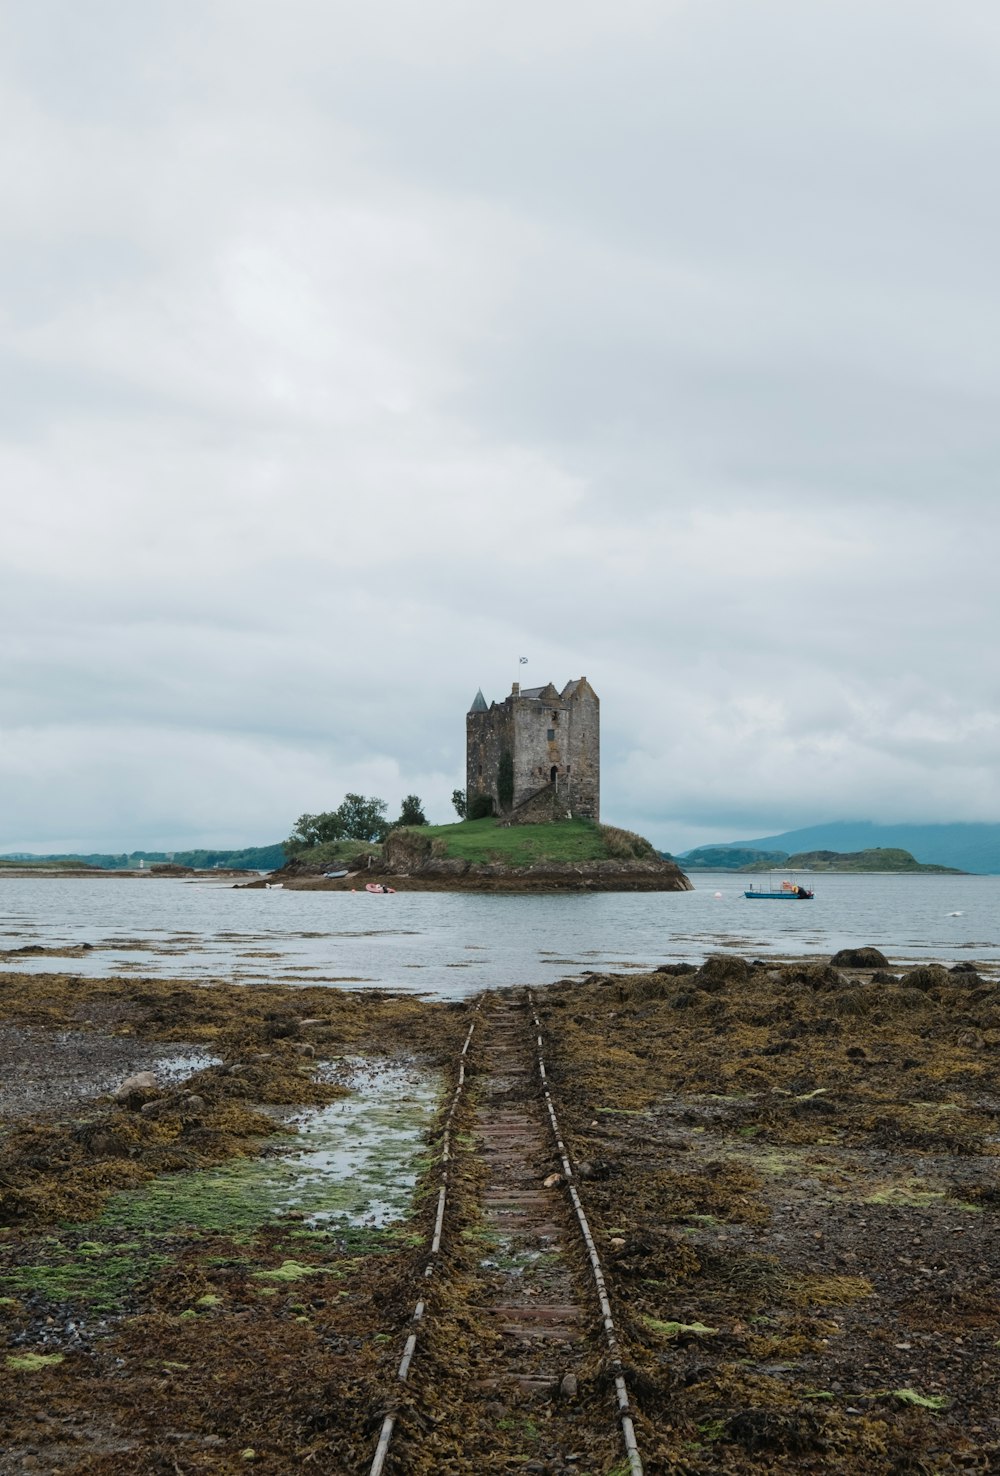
(250, 676, 692, 892)
(742, 846, 963, 875)
(257, 817, 692, 892)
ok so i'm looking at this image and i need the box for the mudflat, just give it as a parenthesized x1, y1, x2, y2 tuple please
(1, 954, 998, 1472)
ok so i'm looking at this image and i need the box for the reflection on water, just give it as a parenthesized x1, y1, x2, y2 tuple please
(1, 874, 999, 1000)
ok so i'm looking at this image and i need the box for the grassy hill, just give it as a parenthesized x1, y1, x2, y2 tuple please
(415, 818, 654, 866)
(742, 847, 962, 874)
(288, 819, 659, 873)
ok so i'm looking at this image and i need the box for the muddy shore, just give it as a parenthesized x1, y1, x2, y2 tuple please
(2, 952, 999, 1472)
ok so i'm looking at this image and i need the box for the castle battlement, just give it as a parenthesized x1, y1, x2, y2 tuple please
(466, 677, 599, 822)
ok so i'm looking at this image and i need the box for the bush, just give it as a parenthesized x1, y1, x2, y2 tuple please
(468, 794, 495, 820)
(598, 824, 656, 859)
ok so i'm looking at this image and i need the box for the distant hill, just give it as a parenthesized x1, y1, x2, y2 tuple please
(721, 822, 1000, 875)
(677, 846, 788, 870)
(0, 844, 285, 872)
(742, 847, 962, 875)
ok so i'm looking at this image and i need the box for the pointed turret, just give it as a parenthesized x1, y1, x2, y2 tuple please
(469, 688, 488, 713)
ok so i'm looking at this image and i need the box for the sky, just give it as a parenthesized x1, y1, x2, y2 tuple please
(2, 0, 999, 855)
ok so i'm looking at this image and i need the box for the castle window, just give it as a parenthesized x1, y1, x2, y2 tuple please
(477, 764, 482, 779)
(546, 728, 555, 741)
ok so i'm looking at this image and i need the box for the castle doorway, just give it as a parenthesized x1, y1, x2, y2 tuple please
(550, 765, 558, 784)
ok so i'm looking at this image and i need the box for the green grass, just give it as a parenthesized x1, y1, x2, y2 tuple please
(417, 818, 611, 865)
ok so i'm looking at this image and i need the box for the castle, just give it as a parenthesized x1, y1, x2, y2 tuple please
(466, 677, 599, 823)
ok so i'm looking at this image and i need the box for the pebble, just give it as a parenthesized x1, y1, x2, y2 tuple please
(559, 1372, 578, 1399)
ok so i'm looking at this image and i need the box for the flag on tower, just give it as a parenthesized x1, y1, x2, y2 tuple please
(519, 656, 528, 664)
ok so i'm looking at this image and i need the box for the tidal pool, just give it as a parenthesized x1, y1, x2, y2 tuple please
(102, 1059, 442, 1235)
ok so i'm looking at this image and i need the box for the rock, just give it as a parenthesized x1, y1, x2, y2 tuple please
(84, 1130, 118, 1156)
(783, 962, 845, 991)
(290, 1043, 315, 1057)
(831, 946, 889, 969)
(576, 1160, 611, 1180)
(901, 964, 951, 992)
(297, 1019, 327, 1030)
(698, 954, 751, 989)
(543, 1172, 564, 1188)
(181, 1094, 206, 1112)
(609, 1237, 626, 1251)
(112, 1071, 158, 1100)
(559, 1373, 578, 1399)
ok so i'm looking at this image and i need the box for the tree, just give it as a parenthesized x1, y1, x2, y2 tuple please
(285, 811, 346, 855)
(286, 795, 389, 852)
(451, 788, 467, 819)
(336, 793, 390, 842)
(397, 794, 427, 827)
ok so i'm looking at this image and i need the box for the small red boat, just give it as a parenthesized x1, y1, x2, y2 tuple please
(365, 882, 395, 894)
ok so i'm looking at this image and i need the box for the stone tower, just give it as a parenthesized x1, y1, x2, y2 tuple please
(466, 678, 599, 822)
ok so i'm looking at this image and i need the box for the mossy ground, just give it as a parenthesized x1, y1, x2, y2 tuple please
(0, 970, 468, 1472)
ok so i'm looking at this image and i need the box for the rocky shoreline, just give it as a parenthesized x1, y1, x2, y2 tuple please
(245, 853, 693, 893)
(2, 949, 999, 1471)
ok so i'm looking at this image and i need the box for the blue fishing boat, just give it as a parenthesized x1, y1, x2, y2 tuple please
(745, 881, 814, 900)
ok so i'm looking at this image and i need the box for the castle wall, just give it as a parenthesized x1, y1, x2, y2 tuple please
(565, 680, 600, 820)
(512, 695, 570, 809)
(466, 701, 513, 812)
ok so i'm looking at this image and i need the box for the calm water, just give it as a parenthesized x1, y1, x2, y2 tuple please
(0, 872, 997, 998)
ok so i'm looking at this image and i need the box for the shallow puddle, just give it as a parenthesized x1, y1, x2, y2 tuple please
(101, 1059, 441, 1234)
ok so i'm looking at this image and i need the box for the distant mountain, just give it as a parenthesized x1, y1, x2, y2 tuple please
(722, 822, 1000, 875)
(0, 844, 285, 872)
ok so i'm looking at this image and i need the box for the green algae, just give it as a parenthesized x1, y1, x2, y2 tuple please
(100, 1061, 441, 1235)
(0, 1239, 168, 1311)
(252, 1259, 337, 1282)
(6, 1352, 65, 1371)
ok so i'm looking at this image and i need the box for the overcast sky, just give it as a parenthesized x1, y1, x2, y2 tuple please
(2, 1, 999, 855)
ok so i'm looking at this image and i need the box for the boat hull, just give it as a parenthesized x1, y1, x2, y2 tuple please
(744, 890, 813, 900)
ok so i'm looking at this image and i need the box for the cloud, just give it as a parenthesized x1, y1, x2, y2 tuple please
(1, 1, 998, 851)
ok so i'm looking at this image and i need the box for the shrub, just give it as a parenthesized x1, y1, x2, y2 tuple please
(598, 824, 656, 859)
(468, 794, 495, 820)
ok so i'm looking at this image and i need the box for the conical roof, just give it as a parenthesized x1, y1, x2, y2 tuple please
(469, 688, 488, 713)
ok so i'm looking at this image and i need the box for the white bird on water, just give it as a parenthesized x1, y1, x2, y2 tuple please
(947, 910, 963, 916)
